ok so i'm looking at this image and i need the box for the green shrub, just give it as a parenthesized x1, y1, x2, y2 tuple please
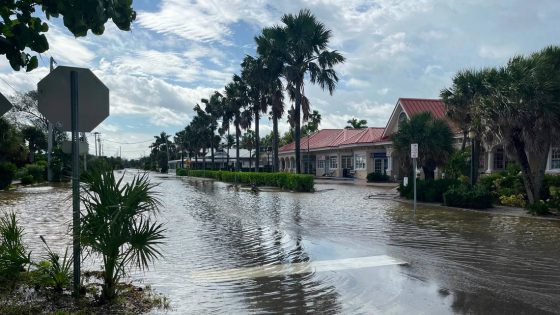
(542, 175, 560, 200)
(366, 172, 389, 182)
(526, 200, 550, 215)
(35, 236, 72, 292)
(25, 164, 45, 183)
(187, 170, 314, 192)
(0, 162, 16, 190)
(443, 150, 470, 180)
(443, 185, 493, 209)
(398, 178, 458, 203)
(499, 193, 526, 208)
(20, 175, 34, 185)
(175, 168, 188, 176)
(0, 212, 31, 282)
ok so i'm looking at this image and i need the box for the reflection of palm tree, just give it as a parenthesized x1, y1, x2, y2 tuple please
(192, 188, 341, 314)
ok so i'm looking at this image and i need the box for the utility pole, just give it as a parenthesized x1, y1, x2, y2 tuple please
(93, 132, 99, 156)
(47, 57, 56, 181)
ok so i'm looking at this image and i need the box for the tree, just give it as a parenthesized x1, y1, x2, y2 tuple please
(224, 75, 249, 171)
(241, 130, 256, 170)
(200, 92, 224, 170)
(224, 134, 235, 167)
(150, 132, 171, 173)
(21, 125, 46, 163)
(80, 170, 164, 300)
(0, 1, 136, 71)
(345, 118, 368, 129)
(0, 117, 26, 164)
(392, 112, 454, 180)
(265, 9, 345, 173)
(475, 46, 560, 204)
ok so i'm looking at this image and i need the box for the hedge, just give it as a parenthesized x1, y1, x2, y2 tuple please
(367, 172, 390, 182)
(398, 178, 458, 203)
(25, 164, 46, 183)
(443, 185, 493, 209)
(181, 170, 314, 192)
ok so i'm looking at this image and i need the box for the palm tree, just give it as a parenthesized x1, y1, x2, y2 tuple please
(224, 75, 249, 171)
(200, 91, 224, 170)
(80, 170, 165, 300)
(264, 9, 345, 173)
(225, 134, 235, 168)
(150, 132, 171, 173)
(241, 129, 256, 169)
(21, 125, 46, 163)
(241, 56, 270, 173)
(392, 112, 454, 180)
(476, 46, 560, 204)
(345, 118, 368, 129)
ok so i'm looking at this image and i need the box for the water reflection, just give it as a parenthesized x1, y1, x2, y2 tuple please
(1, 173, 559, 314)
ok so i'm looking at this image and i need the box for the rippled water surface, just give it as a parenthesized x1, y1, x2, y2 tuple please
(1, 171, 560, 314)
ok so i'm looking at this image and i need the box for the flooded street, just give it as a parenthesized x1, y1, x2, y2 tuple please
(1, 171, 560, 314)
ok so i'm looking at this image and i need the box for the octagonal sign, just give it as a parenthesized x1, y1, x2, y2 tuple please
(37, 66, 109, 132)
(0, 91, 12, 116)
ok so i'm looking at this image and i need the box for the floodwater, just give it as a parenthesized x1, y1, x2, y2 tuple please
(1, 171, 560, 314)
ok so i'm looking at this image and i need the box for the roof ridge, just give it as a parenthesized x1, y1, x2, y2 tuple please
(399, 97, 442, 101)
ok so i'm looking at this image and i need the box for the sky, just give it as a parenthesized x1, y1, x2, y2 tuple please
(1, 0, 559, 158)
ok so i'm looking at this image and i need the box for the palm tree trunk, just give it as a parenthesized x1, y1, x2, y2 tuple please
(211, 137, 215, 170)
(511, 129, 547, 204)
(255, 109, 260, 173)
(294, 84, 302, 174)
(226, 129, 230, 168)
(236, 126, 241, 172)
(249, 149, 252, 170)
(273, 114, 279, 173)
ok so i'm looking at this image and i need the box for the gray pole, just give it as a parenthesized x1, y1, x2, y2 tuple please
(413, 158, 417, 217)
(47, 57, 55, 181)
(70, 71, 81, 296)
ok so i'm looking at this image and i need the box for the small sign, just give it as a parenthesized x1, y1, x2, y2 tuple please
(403, 177, 408, 187)
(411, 143, 418, 158)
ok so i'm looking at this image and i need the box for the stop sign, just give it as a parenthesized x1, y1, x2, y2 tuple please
(37, 66, 109, 132)
(0, 91, 12, 116)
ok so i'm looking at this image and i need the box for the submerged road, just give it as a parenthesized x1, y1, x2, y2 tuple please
(1, 171, 559, 314)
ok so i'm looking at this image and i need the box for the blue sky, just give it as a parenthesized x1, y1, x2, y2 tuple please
(1, 0, 559, 158)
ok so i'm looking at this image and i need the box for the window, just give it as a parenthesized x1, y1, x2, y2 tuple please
(552, 147, 560, 169)
(374, 158, 383, 173)
(355, 154, 366, 170)
(318, 159, 325, 169)
(494, 149, 504, 170)
(398, 112, 407, 129)
(329, 156, 338, 169)
(341, 156, 354, 169)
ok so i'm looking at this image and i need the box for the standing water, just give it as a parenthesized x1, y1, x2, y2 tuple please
(1, 170, 559, 314)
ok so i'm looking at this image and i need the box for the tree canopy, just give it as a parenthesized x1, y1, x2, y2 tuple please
(0, 1, 136, 71)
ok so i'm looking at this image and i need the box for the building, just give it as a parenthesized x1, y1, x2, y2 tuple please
(279, 98, 560, 179)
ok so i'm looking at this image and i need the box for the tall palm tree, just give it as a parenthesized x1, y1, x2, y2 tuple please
(200, 91, 224, 170)
(224, 75, 249, 171)
(476, 46, 560, 204)
(241, 55, 269, 172)
(264, 9, 345, 173)
(345, 118, 368, 129)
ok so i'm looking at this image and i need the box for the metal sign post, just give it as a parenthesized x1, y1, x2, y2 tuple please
(70, 71, 81, 296)
(411, 143, 418, 217)
(38, 66, 109, 297)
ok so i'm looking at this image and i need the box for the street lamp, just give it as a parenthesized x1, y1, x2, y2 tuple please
(468, 129, 476, 186)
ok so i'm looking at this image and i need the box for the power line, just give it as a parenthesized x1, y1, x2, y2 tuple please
(101, 139, 153, 145)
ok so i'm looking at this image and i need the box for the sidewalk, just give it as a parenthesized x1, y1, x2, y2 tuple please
(314, 177, 399, 188)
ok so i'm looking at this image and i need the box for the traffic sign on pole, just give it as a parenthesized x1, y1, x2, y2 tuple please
(0, 91, 13, 116)
(411, 143, 418, 159)
(37, 66, 110, 297)
(411, 143, 418, 217)
(38, 66, 109, 132)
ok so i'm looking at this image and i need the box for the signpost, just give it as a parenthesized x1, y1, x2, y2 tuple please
(37, 66, 109, 296)
(0, 91, 13, 116)
(411, 143, 418, 216)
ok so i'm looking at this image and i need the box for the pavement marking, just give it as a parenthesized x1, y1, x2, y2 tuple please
(192, 255, 407, 282)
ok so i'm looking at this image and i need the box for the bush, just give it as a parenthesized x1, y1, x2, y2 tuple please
(443, 185, 493, 209)
(443, 150, 470, 180)
(499, 193, 527, 208)
(367, 172, 389, 182)
(186, 170, 314, 192)
(542, 175, 560, 200)
(0, 212, 31, 282)
(176, 168, 188, 176)
(0, 162, 17, 190)
(25, 163, 45, 183)
(20, 175, 34, 185)
(478, 172, 525, 202)
(526, 200, 550, 215)
(398, 178, 458, 203)
(35, 236, 72, 292)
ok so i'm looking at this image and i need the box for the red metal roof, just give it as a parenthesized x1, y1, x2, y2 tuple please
(279, 127, 385, 152)
(399, 98, 447, 119)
